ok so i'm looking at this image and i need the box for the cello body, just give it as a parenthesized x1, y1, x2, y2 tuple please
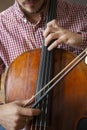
(4, 48, 87, 130)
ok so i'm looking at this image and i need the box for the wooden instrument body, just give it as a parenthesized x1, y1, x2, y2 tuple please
(5, 48, 87, 130)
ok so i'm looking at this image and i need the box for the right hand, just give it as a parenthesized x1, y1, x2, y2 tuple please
(0, 100, 40, 130)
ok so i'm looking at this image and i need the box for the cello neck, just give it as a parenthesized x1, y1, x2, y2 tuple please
(35, 0, 57, 100)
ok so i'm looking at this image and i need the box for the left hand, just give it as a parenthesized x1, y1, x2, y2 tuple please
(0, 100, 41, 130)
(43, 19, 82, 51)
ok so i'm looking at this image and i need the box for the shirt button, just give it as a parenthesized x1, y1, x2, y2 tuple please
(23, 18, 27, 23)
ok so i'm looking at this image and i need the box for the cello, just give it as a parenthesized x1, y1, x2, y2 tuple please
(4, 0, 87, 129)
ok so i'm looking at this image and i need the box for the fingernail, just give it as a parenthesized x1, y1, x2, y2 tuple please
(48, 47, 51, 51)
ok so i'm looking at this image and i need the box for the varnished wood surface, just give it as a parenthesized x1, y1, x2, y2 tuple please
(4, 48, 87, 130)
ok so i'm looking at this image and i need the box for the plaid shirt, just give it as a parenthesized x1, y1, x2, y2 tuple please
(0, 0, 87, 76)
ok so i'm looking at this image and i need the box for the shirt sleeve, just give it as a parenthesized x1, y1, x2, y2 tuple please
(82, 32, 87, 47)
(81, 5, 87, 48)
(78, 5, 87, 50)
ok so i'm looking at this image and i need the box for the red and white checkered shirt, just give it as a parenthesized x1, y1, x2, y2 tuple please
(0, 0, 87, 76)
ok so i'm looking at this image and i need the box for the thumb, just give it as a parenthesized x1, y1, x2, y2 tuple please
(14, 99, 41, 116)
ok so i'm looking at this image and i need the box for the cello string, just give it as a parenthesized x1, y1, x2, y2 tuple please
(32, 49, 87, 108)
(24, 0, 57, 106)
(33, 29, 48, 129)
(30, 0, 57, 129)
(29, 0, 51, 129)
(39, 0, 57, 128)
(37, 0, 57, 127)
(33, 49, 87, 107)
(24, 48, 87, 107)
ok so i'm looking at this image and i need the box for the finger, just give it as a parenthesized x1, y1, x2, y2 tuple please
(47, 36, 68, 51)
(47, 40, 59, 51)
(43, 20, 60, 38)
(19, 107, 41, 117)
(45, 33, 59, 46)
(43, 26, 55, 37)
(47, 19, 60, 28)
